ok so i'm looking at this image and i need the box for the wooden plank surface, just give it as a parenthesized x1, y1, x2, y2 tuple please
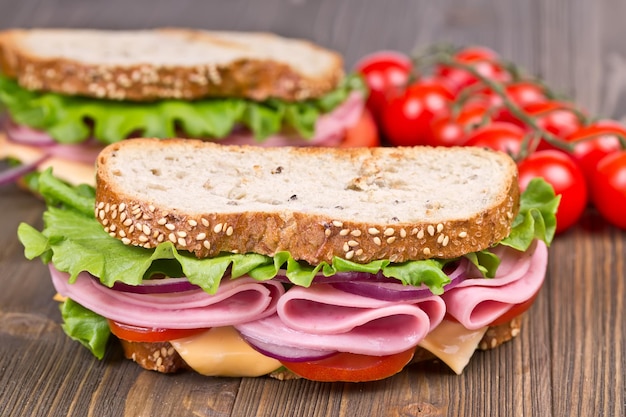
(0, 1, 624, 416)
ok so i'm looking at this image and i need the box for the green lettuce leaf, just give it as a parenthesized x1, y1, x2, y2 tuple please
(464, 250, 501, 278)
(60, 298, 111, 359)
(0, 73, 366, 144)
(501, 178, 559, 251)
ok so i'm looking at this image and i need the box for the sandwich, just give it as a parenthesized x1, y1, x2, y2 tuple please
(0, 28, 368, 188)
(17, 139, 559, 381)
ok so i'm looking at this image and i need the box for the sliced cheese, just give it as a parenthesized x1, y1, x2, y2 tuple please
(418, 319, 488, 375)
(0, 134, 96, 186)
(169, 326, 281, 377)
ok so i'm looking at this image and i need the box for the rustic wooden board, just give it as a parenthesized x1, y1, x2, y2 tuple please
(0, 1, 624, 416)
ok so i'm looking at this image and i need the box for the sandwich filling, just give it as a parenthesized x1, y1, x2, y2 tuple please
(18, 171, 558, 379)
(0, 73, 366, 186)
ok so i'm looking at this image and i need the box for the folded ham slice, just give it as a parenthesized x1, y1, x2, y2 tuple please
(442, 240, 548, 329)
(49, 266, 284, 328)
(236, 284, 445, 356)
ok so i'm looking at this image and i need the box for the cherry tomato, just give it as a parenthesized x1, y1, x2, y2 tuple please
(517, 150, 588, 233)
(108, 320, 209, 343)
(381, 79, 455, 146)
(462, 121, 527, 155)
(591, 151, 626, 229)
(468, 80, 548, 110)
(340, 109, 381, 147)
(280, 348, 415, 382)
(488, 289, 541, 326)
(562, 120, 625, 183)
(425, 100, 492, 147)
(354, 51, 413, 122)
(436, 46, 511, 94)
(503, 81, 549, 107)
(499, 100, 583, 140)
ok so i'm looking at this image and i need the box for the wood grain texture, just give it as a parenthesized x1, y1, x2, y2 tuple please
(0, 1, 624, 416)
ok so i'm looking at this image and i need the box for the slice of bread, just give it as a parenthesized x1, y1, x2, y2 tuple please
(94, 139, 519, 264)
(0, 28, 344, 101)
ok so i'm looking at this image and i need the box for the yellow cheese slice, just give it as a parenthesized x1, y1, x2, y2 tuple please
(0, 134, 96, 186)
(169, 326, 281, 377)
(418, 319, 488, 374)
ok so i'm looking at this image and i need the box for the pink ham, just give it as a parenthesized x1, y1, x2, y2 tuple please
(442, 240, 548, 329)
(236, 284, 445, 356)
(49, 265, 284, 328)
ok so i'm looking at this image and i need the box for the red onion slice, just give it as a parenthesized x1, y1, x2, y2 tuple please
(328, 260, 468, 301)
(273, 269, 399, 285)
(5, 122, 57, 146)
(239, 332, 337, 362)
(109, 277, 201, 294)
(0, 154, 49, 185)
(46, 143, 104, 164)
(5, 121, 104, 164)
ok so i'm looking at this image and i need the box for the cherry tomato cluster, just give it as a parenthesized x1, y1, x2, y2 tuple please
(355, 47, 626, 233)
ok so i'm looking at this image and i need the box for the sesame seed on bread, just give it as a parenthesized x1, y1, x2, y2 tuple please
(94, 138, 519, 265)
(0, 28, 344, 102)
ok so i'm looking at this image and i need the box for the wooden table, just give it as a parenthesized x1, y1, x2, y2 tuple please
(0, 1, 624, 416)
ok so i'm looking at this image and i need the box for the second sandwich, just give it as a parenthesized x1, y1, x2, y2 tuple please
(0, 28, 369, 186)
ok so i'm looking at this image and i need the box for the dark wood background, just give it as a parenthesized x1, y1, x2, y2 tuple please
(0, 1, 624, 416)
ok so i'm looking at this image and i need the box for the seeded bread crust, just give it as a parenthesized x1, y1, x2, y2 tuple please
(94, 138, 519, 265)
(0, 28, 344, 102)
(118, 314, 526, 376)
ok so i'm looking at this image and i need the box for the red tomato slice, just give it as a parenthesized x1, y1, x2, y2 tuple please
(340, 109, 381, 147)
(108, 320, 209, 343)
(280, 348, 415, 382)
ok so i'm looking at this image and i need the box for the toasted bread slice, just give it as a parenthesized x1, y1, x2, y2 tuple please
(0, 28, 344, 101)
(94, 138, 519, 264)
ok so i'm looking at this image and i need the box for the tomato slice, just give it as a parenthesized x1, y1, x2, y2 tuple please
(108, 320, 209, 343)
(340, 109, 381, 147)
(280, 348, 415, 382)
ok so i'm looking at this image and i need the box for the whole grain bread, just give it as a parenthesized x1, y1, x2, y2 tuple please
(94, 138, 519, 264)
(0, 28, 344, 101)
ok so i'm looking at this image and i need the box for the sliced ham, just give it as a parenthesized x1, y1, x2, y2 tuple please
(48, 238, 547, 359)
(442, 240, 548, 329)
(236, 284, 445, 356)
(277, 284, 445, 334)
(49, 265, 284, 329)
